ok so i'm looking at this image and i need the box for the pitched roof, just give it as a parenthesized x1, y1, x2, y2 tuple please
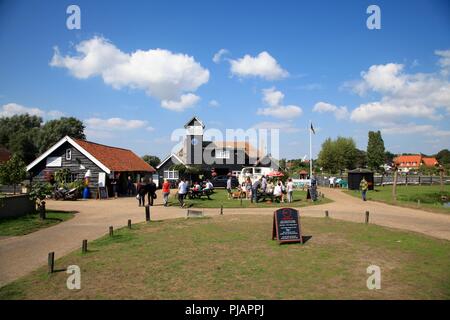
(211, 141, 261, 157)
(73, 139, 155, 172)
(27, 136, 154, 173)
(422, 157, 438, 167)
(393, 155, 422, 167)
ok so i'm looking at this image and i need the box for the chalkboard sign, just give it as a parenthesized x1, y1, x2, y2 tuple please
(272, 208, 302, 244)
(97, 186, 108, 200)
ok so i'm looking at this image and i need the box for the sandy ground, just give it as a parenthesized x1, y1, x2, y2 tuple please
(1, 187, 449, 288)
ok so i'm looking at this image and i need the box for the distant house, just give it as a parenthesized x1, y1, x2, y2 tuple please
(0, 146, 12, 163)
(26, 136, 155, 197)
(156, 116, 277, 184)
(393, 154, 439, 173)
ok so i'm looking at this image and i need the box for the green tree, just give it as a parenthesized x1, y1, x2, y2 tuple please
(29, 182, 53, 219)
(317, 137, 358, 174)
(367, 131, 385, 171)
(142, 155, 161, 168)
(355, 149, 368, 168)
(0, 154, 27, 194)
(38, 117, 85, 154)
(435, 149, 450, 165)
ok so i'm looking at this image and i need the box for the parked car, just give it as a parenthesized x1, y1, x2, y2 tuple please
(210, 175, 239, 188)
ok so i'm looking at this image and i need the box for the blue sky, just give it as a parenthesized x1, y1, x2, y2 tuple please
(0, 0, 449, 160)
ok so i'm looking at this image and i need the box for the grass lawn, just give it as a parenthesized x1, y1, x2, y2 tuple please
(167, 189, 331, 208)
(0, 211, 75, 237)
(344, 185, 450, 214)
(1, 215, 449, 299)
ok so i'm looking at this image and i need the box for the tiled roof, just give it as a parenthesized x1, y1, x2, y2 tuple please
(393, 155, 422, 167)
(74, 139, 155, 172)
(422, 157, 438, 167)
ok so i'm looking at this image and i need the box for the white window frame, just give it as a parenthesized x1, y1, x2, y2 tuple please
(215, 149, 230, 159)
(65, 148, 72, 160)
(164, 170, 179, 180)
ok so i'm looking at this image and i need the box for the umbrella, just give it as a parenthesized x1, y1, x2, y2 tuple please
(267, 171, 284, 177)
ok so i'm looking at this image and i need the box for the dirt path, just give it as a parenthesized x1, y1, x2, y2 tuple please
(1, 188, 449, 288)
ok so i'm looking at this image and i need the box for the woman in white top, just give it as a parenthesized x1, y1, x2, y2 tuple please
(273, 182, 282, 202)
(286, 178, 294, 203)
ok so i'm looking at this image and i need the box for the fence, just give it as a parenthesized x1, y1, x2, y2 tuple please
(316, 175, 450, 187)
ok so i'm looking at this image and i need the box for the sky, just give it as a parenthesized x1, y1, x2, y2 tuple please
(0, 0, 449, 160)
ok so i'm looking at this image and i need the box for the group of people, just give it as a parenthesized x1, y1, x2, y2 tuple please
(227, 175, 295, 203)
(135, 177, 157, 207)
(176, 178, 214, 208)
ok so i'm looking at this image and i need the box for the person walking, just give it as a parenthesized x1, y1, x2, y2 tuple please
(162, 179, 171, 207)
(136, 178, 147, 207)
(127, 176, 133, 196)
(226, 175, 232, 199)
(360, 177, 369, 201)
(286, 178, 294, 203)
(178, 178, 187, 208)
(146, 178, 157, 206)
(261, 175, 267, 193)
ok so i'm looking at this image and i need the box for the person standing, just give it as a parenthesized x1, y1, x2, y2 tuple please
(261, 175, 267, 193)
(146, 178, 157, 206)
(360, 177, 369, 201)
(136, 178, 147, 207)
(226, 175, 232, 199)
(251, 178, 261, 203)
(127, 176, 133, 196)
(162, 179, 170, 207)
(286, 178, 294, 203)
(111, 177, 118, 199)
(178, 178, 187, 208)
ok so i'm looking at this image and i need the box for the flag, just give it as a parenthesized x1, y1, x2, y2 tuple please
(310, 122, 315, 134)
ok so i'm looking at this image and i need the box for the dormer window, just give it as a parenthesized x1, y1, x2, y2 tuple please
(65, 148, 72, 160)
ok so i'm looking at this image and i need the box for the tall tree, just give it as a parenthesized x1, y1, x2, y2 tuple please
(367, 131, 385, 171)
(435, 149, 450, 164)
(142, 155, 161, 168)
(38, 117, 85, 153)
(317, 137, 358, 174)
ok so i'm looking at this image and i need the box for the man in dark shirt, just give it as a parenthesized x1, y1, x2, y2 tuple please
(146, 178, 157, 206)
(251, 178, 261, 203)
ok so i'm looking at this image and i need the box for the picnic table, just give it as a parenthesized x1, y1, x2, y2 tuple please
(256, 191, 275, 202)
(187, 188, 213, 200)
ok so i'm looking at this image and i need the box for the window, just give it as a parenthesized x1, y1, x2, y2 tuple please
(66, 149, 72, 160)
(215, 149, 230, 159)
(164, 170, 179, 180)
(46, 156, 62, 167)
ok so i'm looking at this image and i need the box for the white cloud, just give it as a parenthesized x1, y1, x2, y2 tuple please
(51, 36, 209, 111)
(209, 99, 220, 107)
(84, 117, 149, 131)
(380, 123, 450, 137)
(348, 53, 450, 123)
(212, 49, 229, 64)
(229, 51, 288, 80)
(257, 87, 302, 119)
(313, 102, 349, 120)
(161, 93, 200, 112)
(435, 49, 450, 76)
(252, 121, 301, 133)
(0, 103, 64, 119)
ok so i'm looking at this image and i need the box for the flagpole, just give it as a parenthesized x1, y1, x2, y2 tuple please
(309, 120, 313, 179)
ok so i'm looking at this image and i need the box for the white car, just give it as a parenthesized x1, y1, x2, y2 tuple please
(238, 167, 273, 184)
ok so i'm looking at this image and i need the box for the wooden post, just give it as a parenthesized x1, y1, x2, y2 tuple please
(439, 165, 444, 193)
(109, 226, 113, 237)
(220, 205, 223, 215)
(145, 205, 150, 222)
(128, 219, 132, 229)
(82, 239, 88, 253)
(48, 252, 54, 274)
(417, 199, 420, 207)
(365, 211, 370, 224)
(39, 201, 46, 220)
(325, 210, 329, 218)
(392, 165, 398, 203)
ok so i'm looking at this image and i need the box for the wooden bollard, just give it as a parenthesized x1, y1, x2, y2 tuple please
(128, 219, 132, 229)
(325, 210, 329, 218)
(48, 252, 55, 274)
(417, 199, 421, 207)
(82, 239, 88, 253)
(109, 226, 114, 236)
(145, 205, 150, 222)
(365, 211, 370, 224)
(220, 205, 223, 215)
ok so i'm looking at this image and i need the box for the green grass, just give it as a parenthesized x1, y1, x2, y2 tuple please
(344, 185, 450, 214)
(167, 189, 332, 208)
(0, 211, 75, 237)
(1, 215, 449, 300)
